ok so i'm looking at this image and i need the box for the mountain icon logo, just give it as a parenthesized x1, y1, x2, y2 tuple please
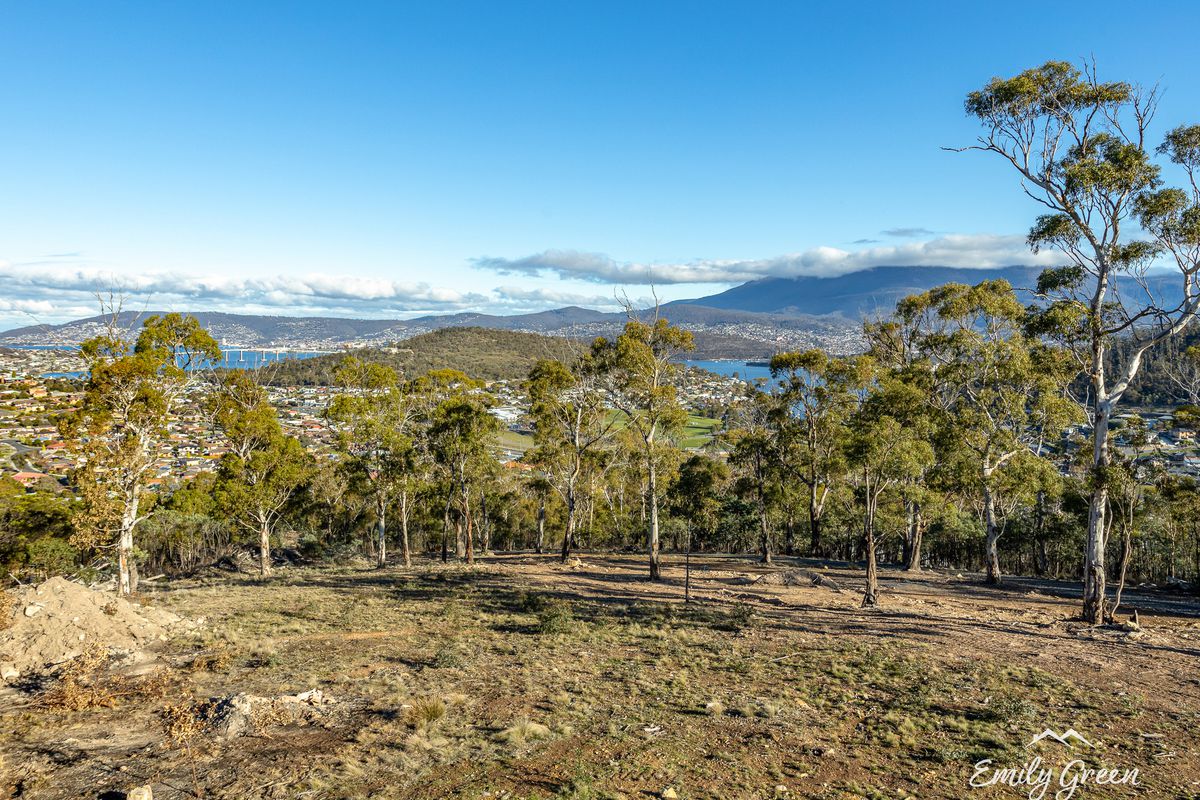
(1027, 729, 1095, 748)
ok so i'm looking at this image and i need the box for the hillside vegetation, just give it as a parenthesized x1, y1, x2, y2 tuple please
(263, 327, 587, 384)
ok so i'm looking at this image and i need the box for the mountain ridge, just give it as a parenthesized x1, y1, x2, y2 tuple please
(8, 265, 1181, 357)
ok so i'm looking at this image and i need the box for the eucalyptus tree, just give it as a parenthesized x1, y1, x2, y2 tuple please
(427, 377, 500, 565)
(326, 357, 419, 567)
(526, 355, 617, 562)
(846, 364, 935, 607)
(769, 350, 858, 557)
(211, 370, 312, 576)
(669, 454, 729, 601)
(1109, 415, 1153, 617)
(591, 312, 694, 580)
(961, 60, 1200, 622)
(725, 386, 780, 563)
(905, 280, 1077, 583)
(526, 475, 553, 553)
(64, 311, 219, 595)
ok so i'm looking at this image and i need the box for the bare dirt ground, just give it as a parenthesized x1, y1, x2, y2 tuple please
(3, 553, 1198, 800)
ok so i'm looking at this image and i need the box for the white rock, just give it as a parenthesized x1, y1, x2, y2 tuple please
(0, 662, 19, 682)
(127, 785, 153, 800)
(23, 605, 42, 617)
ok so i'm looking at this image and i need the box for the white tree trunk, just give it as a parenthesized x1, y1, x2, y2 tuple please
(259, 517, 272, 577)
(983, 482, 1002, 585)
(376, 495, 387, 568)
(648, 460, 661, 580)
(117, 484, 141, 595)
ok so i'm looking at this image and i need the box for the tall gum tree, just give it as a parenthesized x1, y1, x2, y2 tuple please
(65, 312, 219, 595)
(959, 61, 1200, 623)
(725, 386, 781, 564)
(844, 357, 926, 606)
(427, 374, 500, 566)
(592, 311, 694, 580)
(326, 357, 419, 567)
(211, 370, 312, 576)
(894, 281, 1077, 584)
(768, 350, 857, 558)
(526, 355, 616, 563)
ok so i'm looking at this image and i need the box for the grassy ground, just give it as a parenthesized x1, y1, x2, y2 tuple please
(2, 554, 1198, 799)
(679, 415, 722, 449)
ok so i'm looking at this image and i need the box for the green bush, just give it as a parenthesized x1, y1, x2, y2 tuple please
(25, 537, 79, 577)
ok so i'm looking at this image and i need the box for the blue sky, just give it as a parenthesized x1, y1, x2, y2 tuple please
(2, 1, 1199, 328)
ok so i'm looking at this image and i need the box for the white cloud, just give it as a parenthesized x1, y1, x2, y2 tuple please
(472, 234, 1060, 285)
(491, 286, 633, 308)
(0, 260, 499, 329)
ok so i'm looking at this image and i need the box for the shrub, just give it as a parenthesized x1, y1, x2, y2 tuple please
(24, 537, 78, 578)
(536, 601, 576, 635)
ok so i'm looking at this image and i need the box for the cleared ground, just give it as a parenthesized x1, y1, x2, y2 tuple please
(3, 554, 1199, 799)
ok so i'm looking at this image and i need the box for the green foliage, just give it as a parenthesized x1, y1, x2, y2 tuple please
(264, 327, 585, 385)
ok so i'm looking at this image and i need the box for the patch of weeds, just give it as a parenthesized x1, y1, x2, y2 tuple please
(493, 718, 551, 745)
(626, 601, 676, 627)
(245, 644, 280, 668)
(516, 590, 551, 612)
(190, 642, 235, 672)
(724, 602, 755, 631)
(866, 710, 919, 748)
(0, 589, 13, 630)
(37, 646, 120, 711)
(536, 600, 577, 635)
(843, 782, 894, 800)
(161, 698, 208, 799)
(555, 772, 622, 800)
(431, 643, 465, 668)
(405, 696, 447, 729)
(986, 692, 1037, 725)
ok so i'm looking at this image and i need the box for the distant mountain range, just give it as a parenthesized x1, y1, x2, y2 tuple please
(673, 266, 1045, 317)
(3, 265, 1184, 358)
(0, 305, 861, 358)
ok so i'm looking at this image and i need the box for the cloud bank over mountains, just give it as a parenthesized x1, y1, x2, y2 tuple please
(471, 234, 1059, 285)
(0, 232, 1056, 329)
(0, 261, 634, 328)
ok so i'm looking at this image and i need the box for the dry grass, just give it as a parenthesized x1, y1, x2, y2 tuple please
(35, 646, 120, 711)
(405, 696, 447, 729)
(0, 588, 14, 630)
(4, 555, 1200, 799)
(493, 718, 551, 745)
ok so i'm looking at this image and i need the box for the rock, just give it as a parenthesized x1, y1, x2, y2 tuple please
(127, 786, 153, 800)
(207, 690, 335, 738)
(774, 786, 790, 797)
(209, 693, 257, 738)
(286, 688, 331, 705)
(0, 662, 18, 682)
(661, 790, 678, 799)
(24, 605, 42, 618)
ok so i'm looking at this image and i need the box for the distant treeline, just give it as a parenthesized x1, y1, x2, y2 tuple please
(260, 327, 586, 385)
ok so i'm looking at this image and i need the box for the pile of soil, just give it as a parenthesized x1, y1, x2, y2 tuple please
(0, 577, 188, 684)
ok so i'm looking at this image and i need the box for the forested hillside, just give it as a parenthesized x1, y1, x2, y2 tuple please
(263, 327, 586, 384)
